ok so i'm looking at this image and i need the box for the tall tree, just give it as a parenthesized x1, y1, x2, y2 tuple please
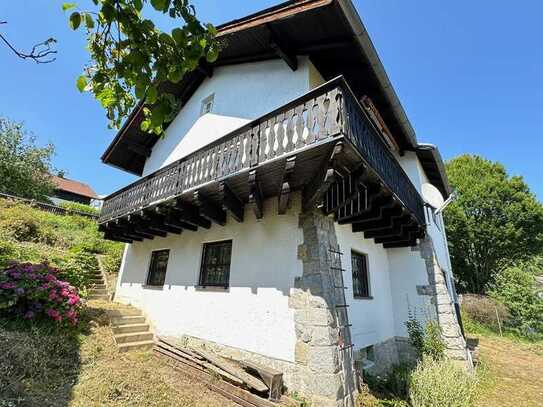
(444, 154, 543, 293)
(64, 0, 218, 136)
(0, 117, 56, 201)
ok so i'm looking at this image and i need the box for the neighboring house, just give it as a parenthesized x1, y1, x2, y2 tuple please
(98, 1, 469, 405)
(49, 174, 99, 206)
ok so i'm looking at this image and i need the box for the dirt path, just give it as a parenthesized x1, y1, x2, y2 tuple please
(476, 336, 543, 407)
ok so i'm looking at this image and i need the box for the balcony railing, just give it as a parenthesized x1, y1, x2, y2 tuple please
(100, 77, 425, 226)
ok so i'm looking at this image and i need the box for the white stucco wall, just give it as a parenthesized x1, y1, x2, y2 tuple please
(143, 57, 321, 176)
(115, 194, 304, 362)
(335, 224, 396, 349)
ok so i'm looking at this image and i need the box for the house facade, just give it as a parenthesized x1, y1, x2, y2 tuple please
(98, 1, 469, 405)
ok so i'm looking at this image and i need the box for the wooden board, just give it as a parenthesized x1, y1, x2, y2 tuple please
(192, 348, 269, 393)
(154, 351, 277, 407)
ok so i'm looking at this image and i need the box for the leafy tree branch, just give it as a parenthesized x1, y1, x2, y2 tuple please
(64, 0, 219, 136)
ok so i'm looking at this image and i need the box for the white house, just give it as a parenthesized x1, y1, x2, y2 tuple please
(98, 1, 469, 405)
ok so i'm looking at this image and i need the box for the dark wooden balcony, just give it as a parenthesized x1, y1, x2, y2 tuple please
(99, 77, 426, 248)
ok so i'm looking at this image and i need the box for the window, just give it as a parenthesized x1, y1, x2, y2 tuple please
(351, 251, 371, 298)
(200, 93, 214, 116)
(146, 249, 170, 286)
(199, 240, 232, 287)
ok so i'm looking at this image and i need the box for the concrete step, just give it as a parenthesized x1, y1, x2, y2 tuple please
(108, 308, 142, 317)
(89, 288, 108, 295)
(88, 294, 109, 301)
(89, 279, 104, 284)
(114, 332, 154, 344)
(91, 284, 107, 289)
(112, 323, 150, 335)
(118, 340, 154, 353)
(112, 315, 146, 325)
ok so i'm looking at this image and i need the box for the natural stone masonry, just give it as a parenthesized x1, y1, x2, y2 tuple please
(415, 238, 471, 365)
(291, 210, 358, 407)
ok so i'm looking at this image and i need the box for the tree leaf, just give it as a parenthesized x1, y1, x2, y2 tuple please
(134, 0, 143, 12)
(62, 2, 77, 12)
(145, 86, 158, 104)
(206, 45, 219, 63)
(69, 12, 81, 30)
(76, 75, 87, 92)
(84, 13, 95, 29)
(171, 28, 185, 45)
(150, 0, 167, 11)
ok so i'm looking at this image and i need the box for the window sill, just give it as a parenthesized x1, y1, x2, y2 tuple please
(195, 285, 229, 292)
(353, 296, 373, 300)
(142, 284, 165, 290)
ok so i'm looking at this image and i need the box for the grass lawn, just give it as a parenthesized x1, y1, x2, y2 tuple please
(466, 325, 543, 407)
(0, 300, 237, 407)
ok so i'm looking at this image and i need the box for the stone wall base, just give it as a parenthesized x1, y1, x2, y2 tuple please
(361, 337, 417, 377)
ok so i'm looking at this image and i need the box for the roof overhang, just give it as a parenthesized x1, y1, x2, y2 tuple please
(415, 143, 451, 198)
(102, 0, 420, 175)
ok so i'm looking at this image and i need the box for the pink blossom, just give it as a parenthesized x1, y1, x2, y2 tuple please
(0, 282, 16, 289)
(60, 289, 70, 297)
(24, 310, 35, 319)
(45, 274, 56, 282)
(47, 308, 62, 321)
(48, 291, 58, 301)
(67, 295, 80, 305)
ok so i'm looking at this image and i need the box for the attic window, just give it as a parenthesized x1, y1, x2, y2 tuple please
(200, 93, 214, 116)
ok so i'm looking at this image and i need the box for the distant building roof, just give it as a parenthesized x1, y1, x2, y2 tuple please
(50, 175, 98, 199)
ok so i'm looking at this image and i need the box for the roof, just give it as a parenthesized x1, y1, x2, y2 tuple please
(101, 0, 450, 197)
(50, 175, 98, 199)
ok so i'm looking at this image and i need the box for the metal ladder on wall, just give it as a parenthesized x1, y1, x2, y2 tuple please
(329, 245, 354, 354)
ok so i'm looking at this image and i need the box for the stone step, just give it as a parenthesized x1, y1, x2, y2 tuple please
(89, 288, 108, 295)
(89, 279, 104, 284)
(114, 331, 154, 344)
(112, 323, 150, 335)
(118, 340, 154, 353)
(91, 284, 107, 289)
(112, 315, 146, 325)
(108, 308, 142, 317)
(88, 294, 109, 301)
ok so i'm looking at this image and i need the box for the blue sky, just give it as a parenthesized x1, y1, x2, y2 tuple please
(1, 1, 541, 199)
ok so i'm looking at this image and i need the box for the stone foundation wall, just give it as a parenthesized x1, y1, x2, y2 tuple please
(290, 211, 358, 406)
(415, 238, 471, 365)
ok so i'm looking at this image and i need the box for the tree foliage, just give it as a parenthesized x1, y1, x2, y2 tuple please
(0, 117, 55, 201)
(64, 0, 218, 136)
(444, 154, 543, 293)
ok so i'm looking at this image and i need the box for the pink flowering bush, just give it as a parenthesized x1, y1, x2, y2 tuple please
(0, 262, 81, 325)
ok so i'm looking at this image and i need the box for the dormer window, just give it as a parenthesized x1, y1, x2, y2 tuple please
(200, 93, 214, 116)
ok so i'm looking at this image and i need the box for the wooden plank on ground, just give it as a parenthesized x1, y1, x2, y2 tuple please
(239, 360, 283, 401)
(191, 348, 269, 393)
(154, 352, 277, 407)
(157, 337, 205, 361)
(154, 346, 244, 386)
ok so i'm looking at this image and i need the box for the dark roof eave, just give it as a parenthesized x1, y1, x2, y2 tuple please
(416, 143, 451, 198)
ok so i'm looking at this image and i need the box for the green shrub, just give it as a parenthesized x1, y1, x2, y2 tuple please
(364, 363, 413, 401)
(101, 244, 124, 275)
(461, 294, 509, 332)
(490, 260, 543, 336)
(59, 201, 100, 216)
(409, 358, 477, 407)
(406, 314, 445, 360)
(57, 249, 99, 294)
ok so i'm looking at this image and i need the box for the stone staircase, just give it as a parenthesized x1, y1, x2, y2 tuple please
(109, 305, 155, 352)
(87, 267, 109, 301)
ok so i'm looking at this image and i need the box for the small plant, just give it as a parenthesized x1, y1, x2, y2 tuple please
(0, 262, 81, 325)
(290, 391, 311, 407)
(409, 357, 477, 407)
(59, 201, 100, 216)
(405, 311, 445, 360)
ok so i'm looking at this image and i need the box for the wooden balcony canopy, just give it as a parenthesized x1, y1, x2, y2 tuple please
(99, 77, 426, 248)
(100, 0, 449, 200)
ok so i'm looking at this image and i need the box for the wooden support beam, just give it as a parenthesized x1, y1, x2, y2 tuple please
(339, 195, 395, 224)
(278, 156, 296, 215)
(115, 218, 155, 240)
(219, 181, 244, 223)
(104, 231, 132, 243)
(303, 142, 344, 212)
(105, 222, 144, 241)
(383, 240, 413, 249)
(268, 25, 297, 71)
(365, 219, 417, 239)
(193, 191, 226, 226)
(155, 207, 197, 231)
(140, 210, 183, 235)
(174, 200, 212, 229)
(353, 213, 410, 233)
(248, 170, 263, 220)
